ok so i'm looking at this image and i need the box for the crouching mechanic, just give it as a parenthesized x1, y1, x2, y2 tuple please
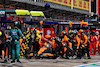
(9, 21, 24, 63)
(51, 37, 62, 59)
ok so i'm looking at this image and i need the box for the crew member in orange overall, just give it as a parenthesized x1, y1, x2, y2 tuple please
(81, 30, 91, 59)
(51, 37, 63, 59)
(61, 31, 73, 58)
(73, 31, 81, 59)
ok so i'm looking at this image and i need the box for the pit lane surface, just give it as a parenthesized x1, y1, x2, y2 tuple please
(0, 55, 100, 67)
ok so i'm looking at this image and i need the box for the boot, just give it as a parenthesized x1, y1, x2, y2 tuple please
(17, 60, 21, 63)
(11, 60, 15, 63)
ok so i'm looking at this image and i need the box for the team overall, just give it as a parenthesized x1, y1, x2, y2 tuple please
(9, 27, 23, 61)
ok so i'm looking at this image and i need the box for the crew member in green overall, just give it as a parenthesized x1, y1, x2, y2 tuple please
(9, 21, 23, 63)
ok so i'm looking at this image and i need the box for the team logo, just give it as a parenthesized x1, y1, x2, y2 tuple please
(12, 30, 17, 35)
(0, 11, 5, 14)
(47, 30, 51, 35)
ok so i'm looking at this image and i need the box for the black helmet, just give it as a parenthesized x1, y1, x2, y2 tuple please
(51, 37, 55, 40)
(63, 31, 66, 35)
(72, 30, 77, 34)
(74, 30, 78, 34)
(81, 29, 84, 33)
(14, 21, 20, 26)
(56, 37, 61, 42)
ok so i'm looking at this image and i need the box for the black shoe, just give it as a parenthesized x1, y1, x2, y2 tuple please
(65, 57, 69, 59)
(11, 60, 15, 63)
(75, 57, 81, 59)
(88, 57, 91, 59)
(17, 60, 21, 63)
(4, 59, 7, 63)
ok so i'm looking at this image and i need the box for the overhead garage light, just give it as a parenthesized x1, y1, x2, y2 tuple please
(30, 11, 44, 16)
(15, 9, 30, 15)
(96, 29, 100, 30)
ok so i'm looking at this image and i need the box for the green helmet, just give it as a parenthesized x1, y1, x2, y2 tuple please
(14, 21, 20, 26)
(0, 31, 2, 36)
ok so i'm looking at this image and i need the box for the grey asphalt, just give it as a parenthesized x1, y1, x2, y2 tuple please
(0, 55, 100, 67)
